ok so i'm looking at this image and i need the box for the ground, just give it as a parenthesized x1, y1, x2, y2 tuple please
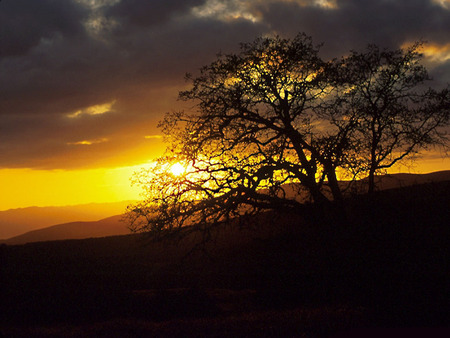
(1, 181, 449, 336)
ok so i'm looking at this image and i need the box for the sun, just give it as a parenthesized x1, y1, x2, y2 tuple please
(169, 162, 185, 176)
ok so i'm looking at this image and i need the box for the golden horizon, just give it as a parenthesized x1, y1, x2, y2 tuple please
(0, 152, 448, 211)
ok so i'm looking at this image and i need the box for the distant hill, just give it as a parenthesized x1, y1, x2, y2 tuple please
(0, 200, 133, 240)
(1, 215, 129, 245)
(1, 171, 448, 245)
(269, 170, 450, 200)
(362, 170, 450, 191)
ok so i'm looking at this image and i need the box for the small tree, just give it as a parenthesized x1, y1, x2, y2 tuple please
(332, 43, 449, 193)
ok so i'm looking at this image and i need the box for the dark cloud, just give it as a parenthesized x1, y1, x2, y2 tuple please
(0, 107, 162, 169)
(105, 0, 206, 27)
(0, 0, 87, 57)
(429, 60, 450, 87)
(0, 0, 449, 169)
(256, 0, 450, 58)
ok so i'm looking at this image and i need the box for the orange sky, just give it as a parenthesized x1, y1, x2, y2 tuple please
(0, 151, 448, 211)
(0, 163, 151, 211)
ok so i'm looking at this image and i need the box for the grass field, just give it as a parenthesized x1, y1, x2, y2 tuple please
(1, 181, 449, 336)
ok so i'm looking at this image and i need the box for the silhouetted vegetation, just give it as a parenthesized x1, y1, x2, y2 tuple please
(331, 43, 449, 193)
(127, 33, 449, 236)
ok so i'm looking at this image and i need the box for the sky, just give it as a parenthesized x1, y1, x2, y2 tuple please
(0, 0, 449, 210)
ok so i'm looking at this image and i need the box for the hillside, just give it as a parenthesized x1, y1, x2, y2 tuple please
(0, 200, 133, 240)
(1, 215, 129, 245)
(1, 171, 449, 245)
(360, 170, 450, 190)
(1, 180, 449, 336)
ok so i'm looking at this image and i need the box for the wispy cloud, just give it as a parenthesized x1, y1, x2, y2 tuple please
(191, 0, 262, 23)
(422, 43, 450, 63)
(67, 101, 116, 119)
(432, 0, 450, 9)
(67, 138, 109, 146)
(144, 135, 163, 140)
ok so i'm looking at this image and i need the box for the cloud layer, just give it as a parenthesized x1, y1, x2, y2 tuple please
(1, 0, 449, 169)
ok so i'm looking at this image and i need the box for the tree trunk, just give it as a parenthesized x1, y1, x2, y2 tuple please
(368, 168, 376, 194)
(324, 164, 348, 224)
(303, 174, 328, 204)
(324, 164, 343, 204)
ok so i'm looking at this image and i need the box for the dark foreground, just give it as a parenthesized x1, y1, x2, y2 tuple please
(1, 181, 449, 337)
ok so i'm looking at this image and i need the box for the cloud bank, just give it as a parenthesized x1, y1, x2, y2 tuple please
(1, 0, 449, 169)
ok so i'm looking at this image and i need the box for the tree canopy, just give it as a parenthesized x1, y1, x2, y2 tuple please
(127, 33, 449, 235)
(331, 43, 449, 192)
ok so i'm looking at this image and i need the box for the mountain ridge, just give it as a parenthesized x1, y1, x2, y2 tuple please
(1, 215, 129, 245)
(2, 171, 449, 245)
(0, 200, 134, 239)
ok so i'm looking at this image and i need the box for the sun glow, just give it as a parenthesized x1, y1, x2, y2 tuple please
(169, 162, 186, 176)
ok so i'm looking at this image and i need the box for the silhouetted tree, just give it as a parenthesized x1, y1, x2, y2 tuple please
(127, 34, 351, 235)
(331, 43, 449, 193)
(127, 34, 449, 235)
